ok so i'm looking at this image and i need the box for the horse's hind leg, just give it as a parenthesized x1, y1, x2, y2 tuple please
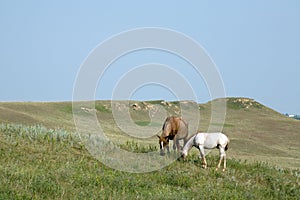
(216, 147, 226, 171)
(223, 154, 227, 171)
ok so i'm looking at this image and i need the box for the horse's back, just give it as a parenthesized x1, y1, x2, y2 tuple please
(162, 116, 179, 131)
(195, 132, 228, 149)
(161, 117, 188, 143)
(219, 132, 229, 143)
(176, 119, 188, 138)
(216, 132, 229, 149)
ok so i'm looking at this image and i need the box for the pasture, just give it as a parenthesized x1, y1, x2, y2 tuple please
(0, 98, 300, 199)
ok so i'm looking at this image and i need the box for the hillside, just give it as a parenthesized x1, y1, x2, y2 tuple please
(1, 124, 299, 199)
(0, 97, 300, 169)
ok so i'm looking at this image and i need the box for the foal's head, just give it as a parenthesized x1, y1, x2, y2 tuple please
(181, 150, 188, 160)
(157, 135, 169, 156)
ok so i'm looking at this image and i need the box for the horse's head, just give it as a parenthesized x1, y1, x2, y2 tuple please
(157, 135, 169, 156)
(181, 150, 188, 160)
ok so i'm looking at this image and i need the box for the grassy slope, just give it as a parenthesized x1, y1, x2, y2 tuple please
(0, 125, 299, 199)
(1, 98, 300, 199)
(0, 98, 299, 168)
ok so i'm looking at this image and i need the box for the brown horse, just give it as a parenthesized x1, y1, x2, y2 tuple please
(157, 116, 188, 156)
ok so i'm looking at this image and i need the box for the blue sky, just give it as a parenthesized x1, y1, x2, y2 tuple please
(0, 0, 299, 114)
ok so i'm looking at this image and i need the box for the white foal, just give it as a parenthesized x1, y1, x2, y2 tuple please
(182, 132, 229, 171)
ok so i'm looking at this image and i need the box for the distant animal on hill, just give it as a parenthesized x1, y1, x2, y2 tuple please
(157, 116, 188, 156)
(181, 132, 229, 171)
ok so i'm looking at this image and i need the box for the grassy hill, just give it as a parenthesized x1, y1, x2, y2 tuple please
(0, 123, 299, 199)
(1, 98, 299, 169)
(1, 97, 300, 199)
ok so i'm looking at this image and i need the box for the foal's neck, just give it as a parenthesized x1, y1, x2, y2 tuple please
(182, 134, 197, 153)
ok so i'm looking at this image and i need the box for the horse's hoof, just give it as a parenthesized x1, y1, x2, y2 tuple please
(222, 168, 226, 172)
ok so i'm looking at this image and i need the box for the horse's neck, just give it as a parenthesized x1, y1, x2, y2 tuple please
(182, 134, 196, 153)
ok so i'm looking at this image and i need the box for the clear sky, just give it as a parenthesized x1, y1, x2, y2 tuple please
(0, 0, 299, 114)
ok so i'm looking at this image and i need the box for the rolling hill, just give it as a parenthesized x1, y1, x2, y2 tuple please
(0, 97, 299, 169)
(1, 97, 300, 199)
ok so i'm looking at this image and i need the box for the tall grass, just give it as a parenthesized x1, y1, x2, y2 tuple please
(1, 123, 299, 199)
(0, 123, 80, 146)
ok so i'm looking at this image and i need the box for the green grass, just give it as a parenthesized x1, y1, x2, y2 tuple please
(95, 104, 111, 113)
(1, 98, 300, 169)
(0, 124, 299, 199)
(134, 120, 162, 127)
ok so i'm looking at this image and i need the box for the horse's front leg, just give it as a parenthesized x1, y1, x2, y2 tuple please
(199, 146, 207, 169)
(216, 147, 226, 171)
(173, 136, 180, 153)
(166, 144, 170, 155)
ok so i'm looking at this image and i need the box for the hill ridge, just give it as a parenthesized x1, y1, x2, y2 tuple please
(0, 97, 299, 169)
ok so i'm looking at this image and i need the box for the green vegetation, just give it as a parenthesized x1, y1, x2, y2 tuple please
(1, 98, 300, 168)
(0, 98, 300, 199)
(1, 124, 299, 199)
(134, 120, 161, 127)
(95, 104, 111, 113)
(134, 120, 151, 126)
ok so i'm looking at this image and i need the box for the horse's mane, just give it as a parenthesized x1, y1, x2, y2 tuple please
(162, 116, 171, 130)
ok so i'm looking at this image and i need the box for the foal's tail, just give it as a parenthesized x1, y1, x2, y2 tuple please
(225, 137, 230, 151)
(225, 143, 229, 151)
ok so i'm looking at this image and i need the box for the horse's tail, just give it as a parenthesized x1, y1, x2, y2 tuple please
(216, 143, 228, 151)
(225, 143, 229, 151)
(225, 137, 230, 151)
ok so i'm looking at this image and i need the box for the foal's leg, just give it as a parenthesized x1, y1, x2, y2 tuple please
(223, 154, 227, 171)
(216, 147, 226, 171)
(199, 146, 207, 169)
